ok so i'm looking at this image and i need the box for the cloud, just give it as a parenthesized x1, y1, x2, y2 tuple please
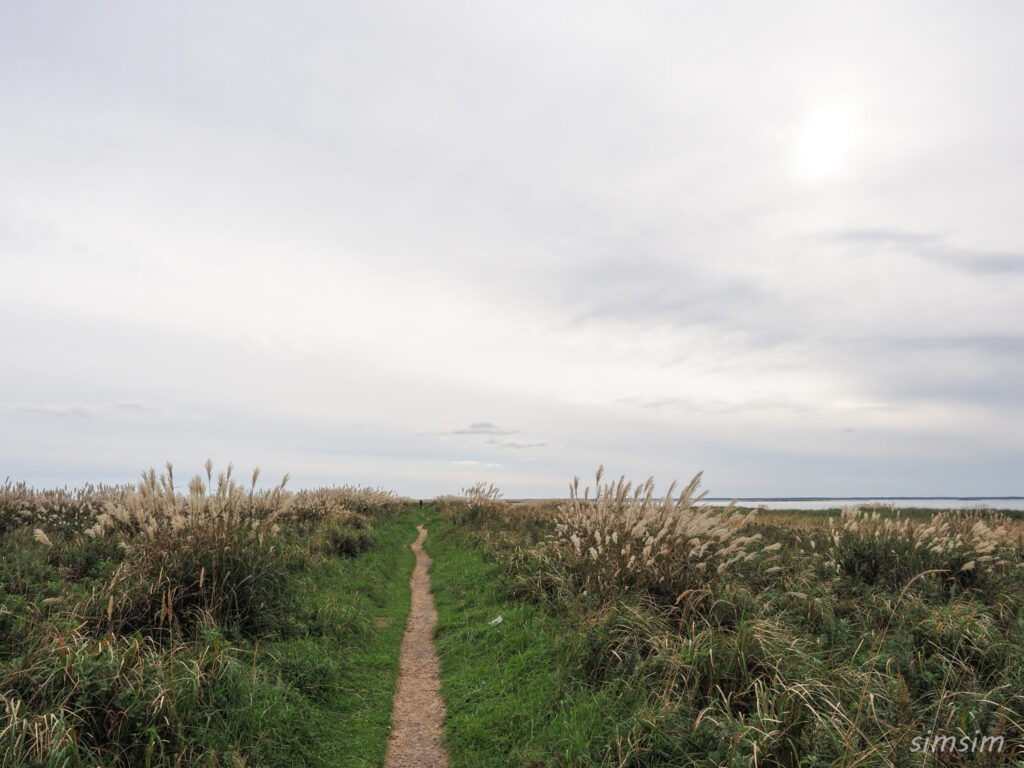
(113, 401, 164, 414)
(632, 396, 812, 416)
(880, 334, 1024, 357)
(882, 374, 1024, 408)
(420, 422, 523, 438)
(422, 423, 545, 451)
(7, 402, 170, 420)
(804, 333, 1024, 410)
(451, 422, 517, 435)
(824, 228, 935, 247)
(934, 249, 1024, 275)
(824, 228, 1024, 276)
(484, 438, 547, 450)
(15, 404, 99, 419)
(534, 246, 769, 333)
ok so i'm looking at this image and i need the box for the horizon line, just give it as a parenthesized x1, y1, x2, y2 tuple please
(506, 495, 1024, 502)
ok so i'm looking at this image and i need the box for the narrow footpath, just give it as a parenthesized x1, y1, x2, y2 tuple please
(383, 525, 449, 768)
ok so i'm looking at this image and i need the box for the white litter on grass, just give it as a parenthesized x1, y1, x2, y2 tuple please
(489, 615, 503, 626)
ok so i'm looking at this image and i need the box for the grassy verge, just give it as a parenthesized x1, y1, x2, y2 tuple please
(254, 511, 419, 768)
(429, 485, 1024, 767)
(0, 476, 420, 768)
(426, 512, 647, 768)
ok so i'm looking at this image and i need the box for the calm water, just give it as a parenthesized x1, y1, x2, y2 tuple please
(699, 498, 1024, 512)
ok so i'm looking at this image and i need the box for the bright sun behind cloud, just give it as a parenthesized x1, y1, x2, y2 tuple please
(791, 101, 860, 184)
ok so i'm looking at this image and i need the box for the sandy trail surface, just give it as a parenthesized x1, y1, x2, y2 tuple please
(383, 525, 449, 768)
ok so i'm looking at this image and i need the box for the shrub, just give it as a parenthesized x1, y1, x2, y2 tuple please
(291, 486, 407, 524)
(440, 482, 506, 527)
(314, 512, 376, 557)
(47, 533, 125, 581)
(0, 626, 250, 767)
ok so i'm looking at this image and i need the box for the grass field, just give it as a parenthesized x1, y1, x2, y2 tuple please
(431, 474, 1024, 767)
(0, 468, 418, 767)
(4, 466, 1024, 766)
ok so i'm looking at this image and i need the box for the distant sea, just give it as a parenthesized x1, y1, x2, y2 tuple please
(699, 498, 1024, 512)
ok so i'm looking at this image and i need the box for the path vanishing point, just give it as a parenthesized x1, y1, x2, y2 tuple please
(383, 525, 449, 768)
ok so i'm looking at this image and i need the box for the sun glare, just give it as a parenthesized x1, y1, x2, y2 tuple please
(791, 102, 858, 184)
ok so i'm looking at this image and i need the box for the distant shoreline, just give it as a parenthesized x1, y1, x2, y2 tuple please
(703, 496, 1024, 502)
(507, 497, 1024, 508)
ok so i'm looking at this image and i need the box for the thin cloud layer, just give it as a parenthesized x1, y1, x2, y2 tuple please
(451, 423, 517, 436)
(826, 228, 1024, 275)
(1, 2, 1022, 496)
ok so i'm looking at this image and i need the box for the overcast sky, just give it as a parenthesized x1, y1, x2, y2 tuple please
(2, 2, 1023, 498)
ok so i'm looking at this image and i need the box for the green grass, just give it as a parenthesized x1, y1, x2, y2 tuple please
(252, 511, 419, 767)
(8, 472, 1024, 767)
(426, 512, 652, 768)
(428, 497, 1024, 767)
(0, 508, 420, 767)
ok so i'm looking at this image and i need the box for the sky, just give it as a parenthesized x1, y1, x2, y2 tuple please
(2, 1, 1023, 498)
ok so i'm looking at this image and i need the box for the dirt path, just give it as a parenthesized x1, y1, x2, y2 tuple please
(383, 525, 449, 768)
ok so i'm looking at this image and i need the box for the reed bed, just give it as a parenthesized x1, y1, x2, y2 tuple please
(0, 479, 133, 537)
(820, 506, 1024, 596)
(0, 462, 400, 767)
(436, 466, 1024, 766)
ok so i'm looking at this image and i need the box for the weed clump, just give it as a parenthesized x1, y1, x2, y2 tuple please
(314, 512, 377, 557)
(542, 466, 768, 607)
(292, 485, 407, 524)
(441, 481, 506, 527)
(0, 479, 132, 536)
(0, 461, 406, 767)
(67, 461, 298, 639)
(431, 467, 1024, 767)
(821, 506, 1023, 598)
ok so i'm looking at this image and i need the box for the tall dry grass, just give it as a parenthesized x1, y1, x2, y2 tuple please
(291, 485, 407, 522)
(0, 479, 132, 537)
(541, 466, 770, 606)
(820, 505, 1024, 597)
(436, 468, 1024, 765)
(26, 461, 300, 639)
(0, 461, 408, 767)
